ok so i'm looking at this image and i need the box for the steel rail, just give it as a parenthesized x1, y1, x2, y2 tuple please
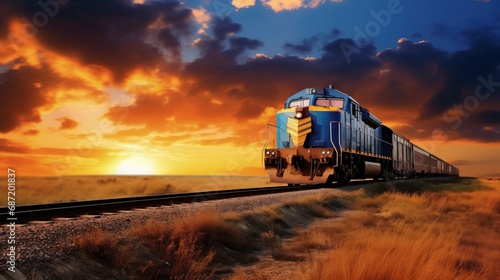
(0, 180, 380, 224)
(0, 185, 305, 223)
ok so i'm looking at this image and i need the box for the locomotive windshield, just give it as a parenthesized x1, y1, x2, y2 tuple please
(289, 98, 310, 108)
(316, 97, 344, 109)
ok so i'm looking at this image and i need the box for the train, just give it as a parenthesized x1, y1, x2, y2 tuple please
(263, 85, 459, 185)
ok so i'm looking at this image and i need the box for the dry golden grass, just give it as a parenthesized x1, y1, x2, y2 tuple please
(0, 175, 280, 205)
(298, 178, 500, 280)
(73, 212, 223, 279)
(129, 211, 227, 248)
(74, 228, 121, 263)
(67, 177, 500, 279)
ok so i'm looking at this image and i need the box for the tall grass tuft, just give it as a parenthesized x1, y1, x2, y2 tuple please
(74, 213, 222, 279)
(74, 228, 121, 265)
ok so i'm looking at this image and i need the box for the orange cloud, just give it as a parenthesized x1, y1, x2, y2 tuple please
(232, 0, 334, 11)
(232, 0, 256, 9)
(261, 0, 329, 12)
(192, 7, 211, 34)
(4, 20, 45, 68)
(48, 54, 113, 91)
(23, 129, 40, 136)
(0, 138, 29, 153)
(0, 66, 55, 132)
(123, 69, 181, 96)
(59, 117, 79, 130)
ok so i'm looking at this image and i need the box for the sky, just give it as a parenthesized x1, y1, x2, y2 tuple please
(0, 0, 499, 177)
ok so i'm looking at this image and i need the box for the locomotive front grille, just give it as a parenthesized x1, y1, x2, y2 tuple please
(287, 116, 312, 147)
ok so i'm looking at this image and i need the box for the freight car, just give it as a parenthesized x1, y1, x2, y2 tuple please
(263, 85, 459, 185)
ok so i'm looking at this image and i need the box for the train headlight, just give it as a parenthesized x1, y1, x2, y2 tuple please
(295, 112, 303, 119)
(266, 150, 270, 156)
(271, 150, 276, 156)
(321, 150, 326, 155)
(326, 150, 331, 155)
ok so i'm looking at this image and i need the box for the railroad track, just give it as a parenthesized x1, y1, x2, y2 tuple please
(0, 180, 375, 224)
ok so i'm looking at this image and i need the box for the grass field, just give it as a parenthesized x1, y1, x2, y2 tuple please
(296, 177, 500, 280)
(0, 175, 281, 206)
(55, 177, 500, 280)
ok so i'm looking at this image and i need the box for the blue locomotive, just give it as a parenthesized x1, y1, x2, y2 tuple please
(263, 85, 459, 185)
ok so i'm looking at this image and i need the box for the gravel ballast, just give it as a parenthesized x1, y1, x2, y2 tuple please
(0, 188, 349, 278)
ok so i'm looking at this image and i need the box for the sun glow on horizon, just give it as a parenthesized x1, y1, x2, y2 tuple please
(115, 155, 157, 175)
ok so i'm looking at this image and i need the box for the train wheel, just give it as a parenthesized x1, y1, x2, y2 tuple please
(336, 168, 351, 184)
(338, 174, 351, 184)
(382, 170, 395, 181)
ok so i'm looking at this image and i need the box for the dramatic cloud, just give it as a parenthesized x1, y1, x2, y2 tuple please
(179, 18, 379, 124)
(0, 65, 55, 132)
(182, 19, 499, 143)
(0, 0, 196, 134)
(419, 37, 500, 120)
(1, 0, 194, 82)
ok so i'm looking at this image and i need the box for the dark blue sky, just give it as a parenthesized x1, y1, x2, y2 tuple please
(183, 0, 500, 58)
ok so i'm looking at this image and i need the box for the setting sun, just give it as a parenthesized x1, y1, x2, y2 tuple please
(115, 156, 157, 175)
